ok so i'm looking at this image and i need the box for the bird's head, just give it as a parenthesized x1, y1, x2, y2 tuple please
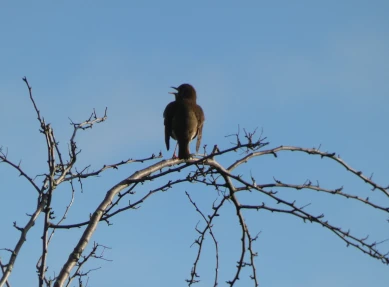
(169, 83, 196, 101)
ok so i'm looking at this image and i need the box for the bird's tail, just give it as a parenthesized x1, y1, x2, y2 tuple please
(178, 142, 190, 159)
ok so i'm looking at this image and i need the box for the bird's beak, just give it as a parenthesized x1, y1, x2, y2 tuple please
(169, 87, 178, 94)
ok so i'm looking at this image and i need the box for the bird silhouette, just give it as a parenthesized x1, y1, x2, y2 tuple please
(163, 84, 205, 159)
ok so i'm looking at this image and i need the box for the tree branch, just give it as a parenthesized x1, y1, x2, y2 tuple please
(0, 196, 47, 286)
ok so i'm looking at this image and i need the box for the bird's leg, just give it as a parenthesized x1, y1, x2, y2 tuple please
(172, 142, 178, 159)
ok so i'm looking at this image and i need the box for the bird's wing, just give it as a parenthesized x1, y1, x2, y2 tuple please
(195, 105, 205, 153)
(163, 101, 176, 150)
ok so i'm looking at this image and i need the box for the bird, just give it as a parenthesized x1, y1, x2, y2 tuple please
(163, 83, 205, 159)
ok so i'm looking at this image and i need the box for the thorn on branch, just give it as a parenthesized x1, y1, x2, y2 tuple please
(13, 222, 23, 232)
(211, 145, 220, 155)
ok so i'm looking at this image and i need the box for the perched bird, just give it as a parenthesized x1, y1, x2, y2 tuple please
(163, 84, 205, 159)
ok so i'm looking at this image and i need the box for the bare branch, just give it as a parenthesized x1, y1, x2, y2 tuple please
(259, 179, 389, 213)
(0, 196, 47, 286)
(54, 158, 184, 286)
(0, 149, 41, 194)
(65, 242, 111, 287)
(0, 259, 11, 287)
(228, 146, 389, 197)
(209, 164, 389, 264)
(2, 80, 388, 287)
(22, 77, 44, 127)
(62, 153, 163, 182)
(186, 192, 225, 286)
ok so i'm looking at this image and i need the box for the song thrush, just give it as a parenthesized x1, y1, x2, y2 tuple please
(163, 83, 205, 159)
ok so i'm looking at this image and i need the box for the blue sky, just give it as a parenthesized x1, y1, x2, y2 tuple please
(0, 1, 388, 286)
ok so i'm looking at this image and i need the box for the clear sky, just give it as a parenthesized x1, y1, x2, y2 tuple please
(0, 1, 388, 286)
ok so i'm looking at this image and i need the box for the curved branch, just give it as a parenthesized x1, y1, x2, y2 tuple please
(259, 180, 389, 213)
(228, 146, 389, 197)
(54, 158, 184, 286)
(214, 166, 389, 264)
